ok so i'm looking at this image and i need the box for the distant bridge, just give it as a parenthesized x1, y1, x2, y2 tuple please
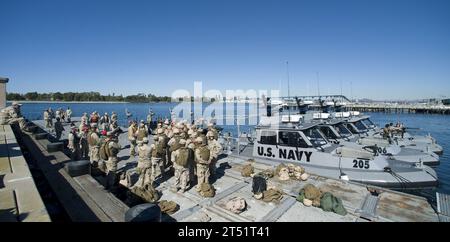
(347, 103, 450, 115)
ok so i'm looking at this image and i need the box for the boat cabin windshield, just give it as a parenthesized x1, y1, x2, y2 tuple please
(319, 126, 340, 140)
(361, 118, 376, 129)
(303, 128, 328, 147)
(278, 131, 310, 148)
(334, 123, 352, 137)
(258, 130, 277, 145)
(352, 120, 368, 132)
(344, 123, 361, 134)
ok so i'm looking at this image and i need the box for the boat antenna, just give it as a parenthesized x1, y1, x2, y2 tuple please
(316, 72, 320, 97)
(316, 72, 322, 111)
(286, 61, 291, 122)
(350, 81, 353, 102)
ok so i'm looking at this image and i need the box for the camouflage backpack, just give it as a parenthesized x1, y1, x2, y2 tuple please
(99, 140, 112, 160)
(169, 139, 182, 152)
(176, 148, 190, 167)
(137, 128, 148, 141)
(87, 131, 96, 146)
(152, 142, 165, 158)
(197, 145, 210, 164)
(159, 135, 168, 149)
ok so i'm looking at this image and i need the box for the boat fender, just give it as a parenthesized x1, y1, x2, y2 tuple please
(47, 142, 64, 152)
(125, 203, 162, 222)
(34, 132, 48, 140)
(65, 160, 91, 177)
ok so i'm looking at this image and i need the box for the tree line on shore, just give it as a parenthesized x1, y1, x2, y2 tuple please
(6, 92, 175, 103)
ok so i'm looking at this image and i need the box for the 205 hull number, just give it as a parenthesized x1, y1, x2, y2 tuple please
(353, 159, 370, 169)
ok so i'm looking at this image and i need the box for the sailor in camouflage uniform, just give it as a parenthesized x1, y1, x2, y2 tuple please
(194, 137, 211, 192)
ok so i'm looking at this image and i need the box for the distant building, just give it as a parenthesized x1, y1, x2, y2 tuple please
(442, 99, 450, 106)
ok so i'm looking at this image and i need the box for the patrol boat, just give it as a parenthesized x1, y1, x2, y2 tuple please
(270, 96, 443, 155)
(272, 98, 441, 166)
(317, 118, 440, 167)
(233, 118, 438, 190)
(341, 114, 443, 155)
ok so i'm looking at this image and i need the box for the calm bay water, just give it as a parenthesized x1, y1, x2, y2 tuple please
(13, 102, 450, 196)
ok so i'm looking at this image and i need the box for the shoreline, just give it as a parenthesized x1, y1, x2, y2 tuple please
(7, 100, 130, 104)
(6, 100, 256, 104)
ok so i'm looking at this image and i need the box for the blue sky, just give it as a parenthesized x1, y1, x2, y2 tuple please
(1, 0, 449, 100)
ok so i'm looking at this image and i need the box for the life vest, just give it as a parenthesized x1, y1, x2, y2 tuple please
(87, 131, 97, 146)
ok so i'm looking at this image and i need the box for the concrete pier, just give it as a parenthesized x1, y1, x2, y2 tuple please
(0, 124, 50, 222)
(18, 122, 129, 222)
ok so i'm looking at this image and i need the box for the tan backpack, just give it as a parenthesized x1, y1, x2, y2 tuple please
(99, 141, 109, 160)
(152, 142, 165, 158)
(87, 131, 97, 146)
(176, 148, 190, 167)
(198, 145, 210, 164)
